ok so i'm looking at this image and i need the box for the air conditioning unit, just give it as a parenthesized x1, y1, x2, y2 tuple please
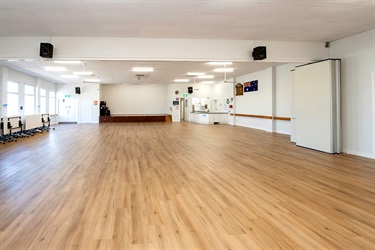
(133, 73, 149, 79)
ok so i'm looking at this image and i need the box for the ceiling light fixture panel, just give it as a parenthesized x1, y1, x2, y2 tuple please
(132, 67, 154, 72)
(213, 68, 234, 72)
(43, 66, 67, 72)
(186, 72, 205, 76)
(207, 62, 232, 65)
(60, 75, 79, 79)
(74, 71, 93, 76)
(174, 79, 189, 82)
(54, 60, 82, 64)
(197, 75, 214, 79)
(84, 78, 101, 82)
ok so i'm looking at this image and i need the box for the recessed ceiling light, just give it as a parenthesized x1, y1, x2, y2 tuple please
(60, 75, 79, 79)
(207, 62, 232, 65)
(197, 75, 214, 79)
(132, 67, 154, 72)
(83, 78, 101, 83)
(174, 79, 189, 82)
(43, 66, 67, 72)
(54, 60, 82, 64)
(213, 68, 234, 72)
(200, 81, 214, 84)
(187, 72, 205, 76)
(73, 71, 93, 76)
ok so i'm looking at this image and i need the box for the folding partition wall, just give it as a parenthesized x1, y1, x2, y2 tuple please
(292, 59, 341, 154)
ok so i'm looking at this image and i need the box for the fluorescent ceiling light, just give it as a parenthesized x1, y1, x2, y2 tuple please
(43, 66, 67, 72)
(60, 75, 79, 79)
(174, 79, 189, 82)
(54, 60, 82, 64)
(207, 62, 232, 65)
(200, 81, 214, 84)
(197, 75, 214, 79)
(213, 68, 234, 72)
(132, 67, 153, 72)
(84, 78, 101, 83)
(187, 72, 205, 76)
(73, 71, 93, 76)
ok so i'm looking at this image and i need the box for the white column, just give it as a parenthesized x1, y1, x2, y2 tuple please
(271, 66, 276, 133)
(0, 66, 9, 117)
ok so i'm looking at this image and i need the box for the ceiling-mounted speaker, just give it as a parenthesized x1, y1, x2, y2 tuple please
(40, 43, 53, 58)
(188, 86, 193, 94)
(252, 46, 267, 60)
(75, 87, 81, 94)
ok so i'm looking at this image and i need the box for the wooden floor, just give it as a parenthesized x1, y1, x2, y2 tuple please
(0, 122, 374, 250)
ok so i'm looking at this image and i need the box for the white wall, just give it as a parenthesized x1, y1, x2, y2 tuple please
(8, 69, 36, 85)
(233, 67, 274, 132)
(330, 29, 375, 159)
(275, 63, 301, 134)
(236, 68, 273, 116)
(0, 37, 328, 63)
(227, 63, 300, 134)
(101, 84, 168, 115)
(56, 82, 99, 123)
(212, 82, 234, 112)
(0, 66, 56, 117)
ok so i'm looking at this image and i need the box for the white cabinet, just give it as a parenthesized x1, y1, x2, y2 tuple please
(198, 113, 210, 124)
(220, 114, 228, 124)
(190, 112, 228, 124)
(212, 114, 220, 123)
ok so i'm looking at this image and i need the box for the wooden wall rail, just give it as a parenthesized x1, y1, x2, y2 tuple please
(230, 113, 291, 121)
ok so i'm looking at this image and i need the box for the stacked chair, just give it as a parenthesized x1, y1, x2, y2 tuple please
(0, 114, 55, 144)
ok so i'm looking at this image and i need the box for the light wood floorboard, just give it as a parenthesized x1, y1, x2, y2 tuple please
(0, 122, 374, 249)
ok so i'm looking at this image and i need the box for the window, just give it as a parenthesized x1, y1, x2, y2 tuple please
(7, 81, 19, 116)
(40, 88, 46, 114)
(24, 85, 35, 115)
(49, 91, 56, 114)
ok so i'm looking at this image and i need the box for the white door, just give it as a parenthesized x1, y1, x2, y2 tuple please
(290, 70, 296, 142)
(80, 99, 92, 123)
(58, 97, 78, 122)
(184, 99, 189, 121)
(373, 72, 375, 158)
(180, 98, 184, 121)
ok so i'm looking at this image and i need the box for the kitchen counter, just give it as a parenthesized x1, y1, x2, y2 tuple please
(192, 112, 228, 114)
(190, 112, 229, 124)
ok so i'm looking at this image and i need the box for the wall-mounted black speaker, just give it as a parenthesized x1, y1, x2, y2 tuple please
(75, 87, 81, 94)
(40, 43, 54, 58)
(252, 46, 267, 60)
(188, 87, 193, 94)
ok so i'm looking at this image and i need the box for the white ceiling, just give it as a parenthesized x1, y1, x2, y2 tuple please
(0, 60, 283, 85)
(0, 0, 374, 85)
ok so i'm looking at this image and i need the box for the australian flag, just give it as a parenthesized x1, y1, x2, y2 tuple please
(244, 80, 258, 92)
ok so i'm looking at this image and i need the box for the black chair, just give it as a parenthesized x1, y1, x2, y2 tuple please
(0, 119, 5, 144)
(6, 120, 17, 142)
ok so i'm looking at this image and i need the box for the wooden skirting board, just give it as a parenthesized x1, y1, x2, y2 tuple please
(99, 114, 172, 123)
(230, 113, 291, 121)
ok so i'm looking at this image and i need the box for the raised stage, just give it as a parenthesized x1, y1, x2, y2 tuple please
(99, 114, 172, 123)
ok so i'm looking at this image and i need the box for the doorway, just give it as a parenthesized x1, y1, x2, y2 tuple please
(180, 98, 189, 121)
